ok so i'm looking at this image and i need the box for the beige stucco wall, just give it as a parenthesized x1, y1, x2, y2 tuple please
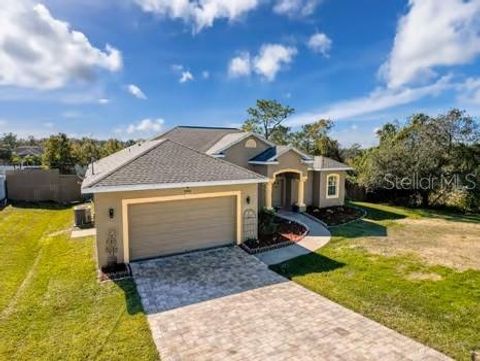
(223, 135, 271, 170)
(318, 171, 346, 208)
(93, 183, 258, 268)
(304, 171, 313, 205)
(266, 151, 309, 178)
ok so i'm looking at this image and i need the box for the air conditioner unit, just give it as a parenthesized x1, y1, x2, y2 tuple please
(74, 205, 93, 228)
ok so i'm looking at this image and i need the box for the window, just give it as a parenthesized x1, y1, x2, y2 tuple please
(326, 174, 339, 198)
(245, 139, 257, 148)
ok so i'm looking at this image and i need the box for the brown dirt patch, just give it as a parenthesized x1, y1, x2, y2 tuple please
(406, 272, 443, 282)
(355, 218, 480, 271)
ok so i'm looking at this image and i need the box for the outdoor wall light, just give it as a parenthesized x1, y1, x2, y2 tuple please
(246, 196, 251, 204)
(109, 208, 114, 219)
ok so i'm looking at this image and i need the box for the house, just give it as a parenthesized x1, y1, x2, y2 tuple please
(13, 145, 43, 158)
(81, 126, 352, 268)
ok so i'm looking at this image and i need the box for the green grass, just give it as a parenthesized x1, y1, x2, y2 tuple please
(272, 202, 480, 361)
(0, 204, 159, 361)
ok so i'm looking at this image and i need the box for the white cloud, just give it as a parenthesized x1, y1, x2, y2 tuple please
(98, 98, 110, 104)
(43, 122, 54, 128)
(381, 0, 480, 88)
(253, 44, 297, 81)
(179, 71, 194, 83)
(202, 70, 210, 79)
(307, 32, 332, 56)
(287, 75, 453, 126)
(273, 0, 319, 17)
(0, 0, 122, 90)
(229, 44, 297, 81)
(126, 118, 164, 134)
(456, 77, 480, 105)
(228, 52, 252, 77)
(134, 0, 259, 33)
(127, 84, 147, 99)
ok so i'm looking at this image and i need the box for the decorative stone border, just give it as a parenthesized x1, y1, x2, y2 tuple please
(98, 263, 132, 283)
(241, 215, 310, 255)
(240, 240, 297, 255)
(301, 206, 367, 229)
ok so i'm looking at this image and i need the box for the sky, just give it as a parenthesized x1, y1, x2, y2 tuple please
(1, 0, 480, 147)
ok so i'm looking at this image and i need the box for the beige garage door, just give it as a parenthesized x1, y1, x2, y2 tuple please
(128, 196, 236, 261)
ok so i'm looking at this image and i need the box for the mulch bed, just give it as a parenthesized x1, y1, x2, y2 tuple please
(242, 216, 307, 254)
(306, 205, 364, 227)
(99, 263, 132, 282)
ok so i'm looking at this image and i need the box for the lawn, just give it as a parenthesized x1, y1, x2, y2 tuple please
(272, 202, 480, 361)
(0, 204, 159, 361)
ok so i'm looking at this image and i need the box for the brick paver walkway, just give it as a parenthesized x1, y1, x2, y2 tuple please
(132, 247, 451, 361)
(254, 210, 331, 265)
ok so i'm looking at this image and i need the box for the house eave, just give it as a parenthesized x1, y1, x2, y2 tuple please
(309, 167, 353, 172)
(81, 178, 268, 194)
(248, 161, 279, 165)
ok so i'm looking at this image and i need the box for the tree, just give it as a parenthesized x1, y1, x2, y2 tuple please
(341, 143, 363, 164)
(101, 139, 124, 157)
(353, 109, 480, 208)
(243, 99, 294, 140)
(73, 137, 101, 166)
(269, 125, 291, 145)
(1, 132, 17, 152)
(42, 133, 75, 174)
(0, 132, 17, 163)
(289, 119, 342, 160)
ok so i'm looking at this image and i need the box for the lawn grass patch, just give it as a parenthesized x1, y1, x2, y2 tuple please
(272, 202, 480, 361)
(0, 204, 159, 361)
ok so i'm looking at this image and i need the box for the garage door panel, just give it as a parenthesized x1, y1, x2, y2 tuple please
(130, 210, 234, 228)
(128, 196, 236, 260)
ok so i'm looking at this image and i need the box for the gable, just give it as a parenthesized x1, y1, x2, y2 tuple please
(222, 135, 271, 169)
(277, 149, 307, 168)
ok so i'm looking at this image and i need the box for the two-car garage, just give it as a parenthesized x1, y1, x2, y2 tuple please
(127, 195, 238, 261)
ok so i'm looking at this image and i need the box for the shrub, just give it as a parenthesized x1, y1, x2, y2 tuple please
(258, 208, 278, 236)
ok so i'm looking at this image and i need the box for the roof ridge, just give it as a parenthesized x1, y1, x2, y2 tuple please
(176, 125, 241, 130)
(165, 139, 268, 180)
(83, 139, 166, 188)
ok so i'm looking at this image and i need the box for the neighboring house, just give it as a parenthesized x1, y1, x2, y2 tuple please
(81, 126, 352, 268)
(14, 146, 43, 158)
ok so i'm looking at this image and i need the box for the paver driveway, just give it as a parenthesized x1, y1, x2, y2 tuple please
(131, 247, 450, 361)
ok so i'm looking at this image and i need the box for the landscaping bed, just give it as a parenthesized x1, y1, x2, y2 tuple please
(242, 212, 308, 254)
(99, 263, 132, 282)
(306, 205, 364, 226)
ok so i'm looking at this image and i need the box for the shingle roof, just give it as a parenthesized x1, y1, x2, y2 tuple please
(249, 146, 279, 162)
(82, 139, 267, 192)
(249, 146, 313, 162)
(82, 139, 164, 189)
(14, 146, 43, 157)
(312, 156, 352, 171)
(155, 126, 242, 152)
(206, 132, 249, 155)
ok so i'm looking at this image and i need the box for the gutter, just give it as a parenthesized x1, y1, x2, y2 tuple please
(82, 178, 268, 194)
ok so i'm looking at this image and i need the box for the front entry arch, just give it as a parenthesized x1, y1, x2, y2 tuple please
(265, 169, 307, 211)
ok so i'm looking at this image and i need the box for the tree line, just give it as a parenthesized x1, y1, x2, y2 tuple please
(0, 133, 135, 174)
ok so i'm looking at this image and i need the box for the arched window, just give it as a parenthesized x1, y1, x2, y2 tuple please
(326, 174, 339, 198)
(245, 138, 257, 148)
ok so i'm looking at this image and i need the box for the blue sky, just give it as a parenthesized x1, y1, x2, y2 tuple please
(1, 0, 480, 146)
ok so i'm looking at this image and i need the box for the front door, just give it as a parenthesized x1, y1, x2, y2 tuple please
(272, 178, 284, 208)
